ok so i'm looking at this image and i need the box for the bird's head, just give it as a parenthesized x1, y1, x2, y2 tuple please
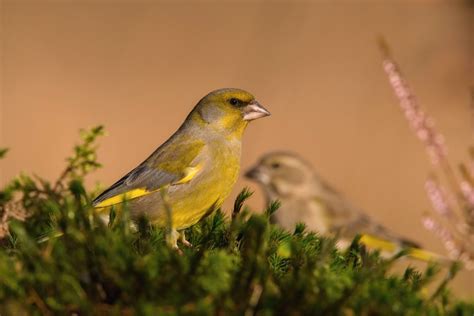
(189, 88, 270, 137)
(245, 152, 315, 199)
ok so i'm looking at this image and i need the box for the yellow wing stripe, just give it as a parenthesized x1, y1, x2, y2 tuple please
(360, 234, 448, 263)
(360, 234, 397, 252)
(94, 165, 202, 208)
(94, 188, 150, 208)
(174, 165, 201, 185)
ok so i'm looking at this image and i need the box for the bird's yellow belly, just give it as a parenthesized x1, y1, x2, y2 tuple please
(149, 147, 241, 230)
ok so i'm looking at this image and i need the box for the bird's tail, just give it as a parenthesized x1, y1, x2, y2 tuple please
(359, 234, 449, 264)
(398, 237, 421, 249)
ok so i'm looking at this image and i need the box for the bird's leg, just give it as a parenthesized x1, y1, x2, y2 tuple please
(160, 186, 182, 252)
(166, 228, 180, 250)
(178, 231, 192, 247)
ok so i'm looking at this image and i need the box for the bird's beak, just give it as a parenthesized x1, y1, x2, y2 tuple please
(245, 166, 270, 184)
(243, 100, 271, 121)
(245, 167, 259, 180)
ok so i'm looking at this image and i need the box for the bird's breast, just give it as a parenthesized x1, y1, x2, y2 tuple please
(161, 139, 242, 229)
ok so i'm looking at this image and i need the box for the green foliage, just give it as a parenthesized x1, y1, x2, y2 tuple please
(0, 127, 473, 315)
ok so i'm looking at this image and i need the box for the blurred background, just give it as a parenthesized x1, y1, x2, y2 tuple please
(1, 0, 473, 296)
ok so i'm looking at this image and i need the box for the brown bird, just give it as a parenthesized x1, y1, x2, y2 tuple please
(246, 152, 445, 261)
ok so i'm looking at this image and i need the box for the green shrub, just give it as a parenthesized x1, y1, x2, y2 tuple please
(0, 127, 472, 315)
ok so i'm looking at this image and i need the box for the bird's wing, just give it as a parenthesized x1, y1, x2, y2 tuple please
(92, 138, 205, 208)
(313, 178, 449, 263)
(313, 178, 360, 221)
(314, 179, 419, 247)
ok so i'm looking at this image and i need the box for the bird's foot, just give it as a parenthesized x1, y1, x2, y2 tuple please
(167, 229, 179, 248)
(173, 245, 184, 256)
(167, 229, 192, 254)
(179, 231, 192, 248)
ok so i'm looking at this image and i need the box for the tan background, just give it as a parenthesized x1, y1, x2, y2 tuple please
(1, 0, 473, 297)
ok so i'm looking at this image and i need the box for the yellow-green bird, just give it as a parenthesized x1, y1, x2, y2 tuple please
(246, 152, 445, 262)
(93, 88, 270, 248)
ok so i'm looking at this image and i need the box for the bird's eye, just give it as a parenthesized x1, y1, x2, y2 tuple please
(271, 163, 280, 169)
(229, 98, 240, 106)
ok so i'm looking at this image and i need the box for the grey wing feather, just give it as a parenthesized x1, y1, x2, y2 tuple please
(316, 178, 357, 219)
(92, 164, 178, 207)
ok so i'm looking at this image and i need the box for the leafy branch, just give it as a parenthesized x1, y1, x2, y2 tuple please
(0, 125, 472, 315)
